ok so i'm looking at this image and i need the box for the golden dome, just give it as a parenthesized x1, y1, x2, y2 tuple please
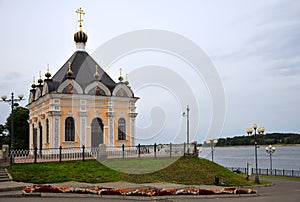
(74, 30, 88, 44)
(118, 68, 124, 82)
(31, 77, 36, 89)
(45, 66, 51, 78)
(37, 71, 43, 85)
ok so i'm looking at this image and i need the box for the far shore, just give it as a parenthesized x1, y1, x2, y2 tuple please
(209, 144, 300, 148)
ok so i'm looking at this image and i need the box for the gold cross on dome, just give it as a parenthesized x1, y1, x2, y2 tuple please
(76, 7, 85, 28)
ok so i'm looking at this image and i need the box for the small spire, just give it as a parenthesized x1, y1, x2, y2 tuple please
(124, 73, 129, 85)
(31, 76, 36, 89)
(37, 70, 43, 85)
(67, 61, 73, 77)
(94, 65, 100, 79)
(76, 7, 85, 31)
(45, 64, 51, 79)
(118, 68, 124, 82)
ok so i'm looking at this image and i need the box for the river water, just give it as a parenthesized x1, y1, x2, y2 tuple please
(199, 145, 300, 170)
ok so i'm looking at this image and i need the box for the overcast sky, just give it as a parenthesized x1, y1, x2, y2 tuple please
(0, 0, 299, 143)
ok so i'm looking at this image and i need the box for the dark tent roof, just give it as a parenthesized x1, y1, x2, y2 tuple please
(51, 50, 116, 92)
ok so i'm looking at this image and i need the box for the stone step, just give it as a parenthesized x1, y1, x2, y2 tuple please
(0, 169, 11, 182)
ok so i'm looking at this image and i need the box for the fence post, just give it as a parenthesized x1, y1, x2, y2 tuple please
(59, 146, 62, 162)
(122, 144, 125, 159)
(275, 169, 277, 176)
(183, 142, 186, 156)
(82, 145, 85, 161)
(267, 168, 268, 175)
(170, 142, 172, 157)
(138, 144, 140, 158)
(154, 143, 157, 159)
(292, 170, 294, 177)
(34, 147, 37, 163)
(283, 169, 285, 176)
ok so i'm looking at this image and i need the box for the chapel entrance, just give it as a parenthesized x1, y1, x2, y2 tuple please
(91, 118, 104, 147)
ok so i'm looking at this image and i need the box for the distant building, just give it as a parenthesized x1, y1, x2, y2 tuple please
(27, 8, 138, 151)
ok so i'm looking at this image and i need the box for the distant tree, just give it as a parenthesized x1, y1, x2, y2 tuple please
(215, 133, 300, 147)
(5, 106, 29, 150)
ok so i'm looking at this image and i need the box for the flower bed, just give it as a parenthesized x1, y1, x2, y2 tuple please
(24, 185, 257, 196)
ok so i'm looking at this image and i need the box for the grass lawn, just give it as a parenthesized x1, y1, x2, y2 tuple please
(8, 155, 257, 186)
(7, 160, 120, 184)
(102, 156, 180, 174)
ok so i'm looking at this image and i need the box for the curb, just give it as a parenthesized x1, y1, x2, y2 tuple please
(20, 192, 258, 200)
(0, 186, 26, 193)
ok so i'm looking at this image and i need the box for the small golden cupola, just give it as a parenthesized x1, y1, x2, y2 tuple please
(124, 74, 129, 85)
(45, 65, 52, 79)
(31, 76, 36, 89)
(37, 70, 43, 86)
(67, 61, 73, 78)
(118, 68, 124, 82)
(74, 7, 88, 51)
(94, 65, 100, 80)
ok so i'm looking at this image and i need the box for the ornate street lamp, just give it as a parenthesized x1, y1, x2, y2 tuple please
(182, 105, 190, 154)
(1, 92, 24, 164)
(246, 123, 265, 184)
(265, 145, 276, 175)
(205, 139, 218, 162)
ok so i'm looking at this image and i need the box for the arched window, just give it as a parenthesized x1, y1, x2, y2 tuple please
(65, 117, 75, 141)
(118, 118, 126, 140)
(46, 119, 49, 144)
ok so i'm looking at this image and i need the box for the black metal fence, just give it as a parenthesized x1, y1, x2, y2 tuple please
(11, 143, 188, 164)
(227, 167, 300, 177)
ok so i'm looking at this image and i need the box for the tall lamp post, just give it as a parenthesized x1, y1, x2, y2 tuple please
(246, 124, 265, 184)
(182, 105, 190, 154)
(265, 145, 275, 175)
(1, 92, 24, 164)
(205, 139, 218, 162)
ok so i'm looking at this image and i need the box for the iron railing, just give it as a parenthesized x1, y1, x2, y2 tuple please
(227, 167, 300, 177)
(11, 143, 189, 164)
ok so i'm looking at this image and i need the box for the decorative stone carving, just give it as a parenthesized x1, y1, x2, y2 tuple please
(46, 111, 62, 117)
(106, 112, 116, 117)
(129, 113, 138, 118)
(38, 114, 45, 119)
(78, 112, 88, 117)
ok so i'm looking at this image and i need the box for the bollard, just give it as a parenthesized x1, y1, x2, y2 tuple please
(170, 142, 172, 157)
(34, 147, 37, 163)
(154, 143, 157, 159)
(122, 144, 125, 159)
(214, 176, 220, 186)
(138, 144, 141, 158)
(82, 145, 85, 161)
(59, 146, 62, 162)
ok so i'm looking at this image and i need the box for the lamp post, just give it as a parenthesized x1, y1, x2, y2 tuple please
(205, 139, 218, 162)
(1, 92, 24, 164)
(182, 105, 190, 154)
(246, 124, 265, 184)
(265, 145, 275, 175)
